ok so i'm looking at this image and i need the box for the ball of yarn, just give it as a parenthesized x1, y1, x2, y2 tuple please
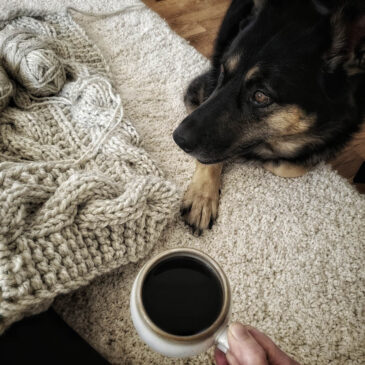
(0, 28, 66, 96)
(0, 64, 13, 112)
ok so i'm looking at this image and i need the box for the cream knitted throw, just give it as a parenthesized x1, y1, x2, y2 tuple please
(0, 9, 179, 333)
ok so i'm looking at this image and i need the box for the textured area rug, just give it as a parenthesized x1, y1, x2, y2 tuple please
(4, 1, 365, 364)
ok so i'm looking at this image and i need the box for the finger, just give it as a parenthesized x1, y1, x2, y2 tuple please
(214, 348, 229, 365)
(226, 351, 241, 365)
(228, 323, 268, 365)
(247, 327, 300, 365)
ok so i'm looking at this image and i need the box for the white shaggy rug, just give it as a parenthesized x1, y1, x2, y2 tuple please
(5, 1, 365, 364)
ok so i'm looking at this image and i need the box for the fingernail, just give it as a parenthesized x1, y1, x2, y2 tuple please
(229, 322, 250, 341)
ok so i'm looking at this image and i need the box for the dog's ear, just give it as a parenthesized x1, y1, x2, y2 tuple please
(238, 0, 266, 30)
(324, 1, 365, 75)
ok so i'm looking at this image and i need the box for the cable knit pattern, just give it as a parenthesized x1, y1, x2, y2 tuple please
(0, 10, 179, 333)
(0, 64, 13, 112)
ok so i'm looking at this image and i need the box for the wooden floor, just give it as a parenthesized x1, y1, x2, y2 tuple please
(143, 0, 365, 192)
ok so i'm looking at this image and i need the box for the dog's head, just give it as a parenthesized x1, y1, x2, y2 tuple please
(173, 0, 365, 164)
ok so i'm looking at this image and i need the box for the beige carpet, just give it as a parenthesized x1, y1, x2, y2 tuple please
(5, 1, 365, 364)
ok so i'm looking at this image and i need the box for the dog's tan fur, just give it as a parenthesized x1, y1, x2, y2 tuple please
(181, 161, 223, 232)
(267, 105, 315, 136)
(258, 106, 319, 158)
(270, 136, 320, 156)
(244, 65, 260, 81)
(255, 138, 309, 158)
(226, 54, 241, 72)
(263, 161, 309, 177)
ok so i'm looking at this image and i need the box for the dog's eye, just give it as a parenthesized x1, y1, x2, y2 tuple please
(252, 91, 272, 107)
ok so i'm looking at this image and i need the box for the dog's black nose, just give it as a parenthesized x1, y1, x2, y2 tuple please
(173, 128, 197, 153)
(173, 134, 194, 153)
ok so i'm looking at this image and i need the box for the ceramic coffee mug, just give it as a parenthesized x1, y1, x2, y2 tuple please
(130, 248, 231, 358)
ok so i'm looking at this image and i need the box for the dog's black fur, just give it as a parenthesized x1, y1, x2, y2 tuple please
(173, 0, 365, 168)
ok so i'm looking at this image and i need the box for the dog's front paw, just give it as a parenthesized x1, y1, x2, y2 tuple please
(180, 162, 222, 236)
(181, 183, 220, 236)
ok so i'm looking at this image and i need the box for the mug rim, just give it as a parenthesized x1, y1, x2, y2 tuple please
(135, 247, 231, 343)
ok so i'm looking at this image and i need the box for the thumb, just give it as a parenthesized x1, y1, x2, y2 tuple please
(247, 327, 300, 365)
(226, 323, 268, 365)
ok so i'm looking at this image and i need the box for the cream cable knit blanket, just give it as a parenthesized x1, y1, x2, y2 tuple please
(0, 9, 179, 333)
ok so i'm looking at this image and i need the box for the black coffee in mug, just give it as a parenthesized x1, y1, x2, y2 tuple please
(141, 256, 223, 336)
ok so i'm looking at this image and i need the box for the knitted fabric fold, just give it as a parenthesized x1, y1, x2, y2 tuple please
(0, 10, 179, 333)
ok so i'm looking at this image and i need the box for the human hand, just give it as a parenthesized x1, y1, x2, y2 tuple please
(215, 323, 300, 365)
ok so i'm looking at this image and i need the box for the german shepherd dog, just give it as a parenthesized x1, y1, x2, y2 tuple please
(173, 0, 365, 234)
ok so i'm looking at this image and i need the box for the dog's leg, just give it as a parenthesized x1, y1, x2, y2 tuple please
(263, 161, 310, 178)
(184, 71, 216, 113)
(181, 161, 223, 235)
(181, 71, 220, 235)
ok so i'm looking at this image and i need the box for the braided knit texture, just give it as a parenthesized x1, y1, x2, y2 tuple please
(0, 11, 179, 333)
(0, 64, 13, 112)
